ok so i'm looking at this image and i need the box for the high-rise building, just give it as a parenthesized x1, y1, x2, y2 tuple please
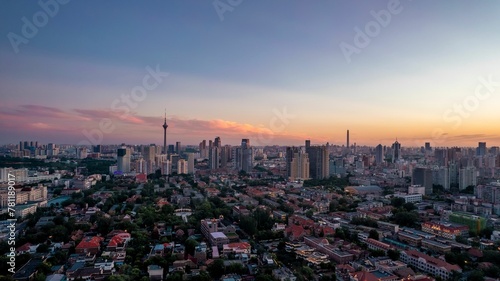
(220, 145, 232, 168)
(306, 144, 329, 180)
(93, 145, 102, 153)
(209, 137, 222, 170)
(170, 154, 180, 173)
(199, 140, 208, 158)
(448, 162, 459, 186)
(477, 142, 487, 157)
(117, 147, 131, 173)
(476, 181, 500, 205)
(286, 147, 299, 178)
(392, 140, 401, 163)
(434, 149, 447, 167)
(178, 159, 188, 174)
(347, 130, 350, 149)
(137, 158, 146, 174)
(176, 141, 182, 154)
(375, 144, 384, 165)
(490, 146, 499, 156)
(77, 147, 87, 159)
(160, 160, 171, 175)
(425, 142, 431, 152)
(412, 167, 433, 195)
(167, 144, 175, 154)
(289, 150, 310, 181)
(214, 137, 221, 148)
(432, 167, 450, 190)
(234, 139, 253, 172)
(144, 145, 156, 162)
(187, 153, 195, 174)
(459, 167, 477, 190)
(241, 139, 253, 173)
(447, 147, 461, 163)
(209, 147, 220, 170)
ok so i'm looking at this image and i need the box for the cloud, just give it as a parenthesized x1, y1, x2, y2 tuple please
(0, 104, 307, 145)
(32, 123, 52, 129)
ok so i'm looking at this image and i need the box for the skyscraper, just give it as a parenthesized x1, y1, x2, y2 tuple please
(392, 140, 401, 163)
(459, 167, 477, 190)
(241, 139, 253, 173)
(234, 139, 253, 172)
(286, 146, 300, 178)
(214, 137, 221, 148)
(477, 142, 487, 156)
(220, 145, 232, 168)
(187, 153, 195, 174)
(209, 147, 220, 170)
(178, 159, 188, 174)
(199, 140, 208, 158)
(306, 144, 329, 179)
(347, 130, 350, 148)
(162, 111, 168, 154)
(289, 150, 310, 181)
(434, 148, 448, 167)
(375, 144, 384, 165)
(176, 141, 181, 154)
(93, 145, 102, 153)
(412, 167, 433, 195)
(117, 147, 131, 173)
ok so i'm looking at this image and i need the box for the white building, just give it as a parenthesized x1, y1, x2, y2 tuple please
(400, 249, 461, 280)
(408, 185, 425, 196)
(394, 193, 423, 203)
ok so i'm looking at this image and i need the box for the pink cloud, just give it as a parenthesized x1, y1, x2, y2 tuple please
(0, 104, 309, 145)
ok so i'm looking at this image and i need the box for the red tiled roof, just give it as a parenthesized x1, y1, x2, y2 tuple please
(226, 242, 251, 250)
(17, 243, 31, 252)
(467, 248, 483, 258)
(404, 250, 461, 272)
(76, 236, 104, 249)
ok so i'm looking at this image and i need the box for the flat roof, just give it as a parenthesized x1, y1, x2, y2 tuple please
(211, 232, 228, 239)
(372, 270, 394, 278)
(422, 239, 451, 248)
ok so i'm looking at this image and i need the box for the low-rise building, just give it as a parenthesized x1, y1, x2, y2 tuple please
(400, 249, 461, 280)
(421, 221, 469, 240)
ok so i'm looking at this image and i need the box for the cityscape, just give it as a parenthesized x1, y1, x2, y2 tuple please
(1, 1, 500, 281)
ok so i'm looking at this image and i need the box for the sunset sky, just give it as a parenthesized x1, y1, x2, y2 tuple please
(1, 1, 500, 147)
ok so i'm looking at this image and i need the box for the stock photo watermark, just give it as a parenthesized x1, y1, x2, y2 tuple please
(339, 0, 409, 64)
(255, 106, 296, 146)
(79, 65, 169, 146)
(6, 173, 17, 274)
(213, 0, 243, 21)
(415, 74, 499, 146)
(7, 0, 71, 54)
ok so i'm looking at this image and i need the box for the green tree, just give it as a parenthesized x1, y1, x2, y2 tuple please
(467, 270, 484, 281)
(49, 225, 68, 242)
(207, 259, 225, 279)
(36, 244, 50, 253)
(393, 211, 419, 227)
(368, 229, 379, 240)
(391, 197, 405, 208)
(299, 266, 314, 279)
(387, 249, 400, 261)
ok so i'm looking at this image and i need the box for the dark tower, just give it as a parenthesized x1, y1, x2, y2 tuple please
(347, 129, 350, 148)
(162, 110, 168, 154)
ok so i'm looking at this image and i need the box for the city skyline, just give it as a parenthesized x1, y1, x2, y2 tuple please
(1, 1, 500, 146)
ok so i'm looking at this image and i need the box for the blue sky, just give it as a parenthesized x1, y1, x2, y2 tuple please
(1, 0, 500, 146)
